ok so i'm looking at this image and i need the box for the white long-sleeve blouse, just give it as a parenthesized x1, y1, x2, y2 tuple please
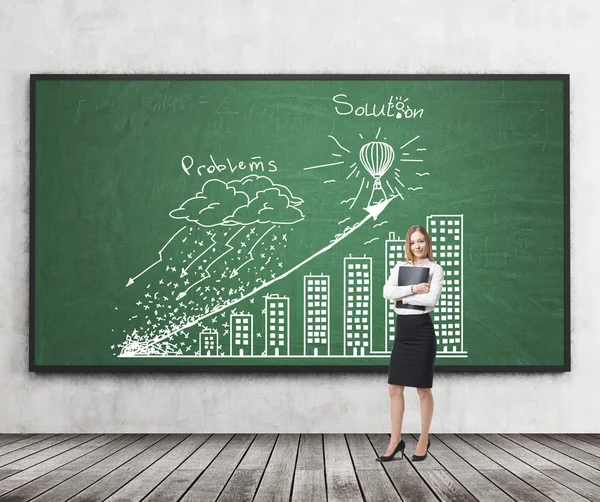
(383, 258, 444, 315)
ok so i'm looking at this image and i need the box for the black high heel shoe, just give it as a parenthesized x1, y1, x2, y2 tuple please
(411, 439, 431, 462)
(375, 439, 405, 462)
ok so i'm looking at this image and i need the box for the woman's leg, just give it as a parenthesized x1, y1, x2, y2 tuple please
(415, 387, 434, 455)
(384, 384, 405, 455)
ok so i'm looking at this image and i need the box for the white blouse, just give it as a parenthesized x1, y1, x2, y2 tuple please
(383, 258, 445, 315)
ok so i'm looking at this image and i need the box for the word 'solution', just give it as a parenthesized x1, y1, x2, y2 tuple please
(332, 94, 424, 119)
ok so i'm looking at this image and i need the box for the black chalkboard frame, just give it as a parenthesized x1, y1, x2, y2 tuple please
(29, 73, 570, 373)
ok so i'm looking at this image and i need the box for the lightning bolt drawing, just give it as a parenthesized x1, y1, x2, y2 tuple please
(180, 233, 216, 278)
(229, 225, 275, 278)
(175, 226, 245, 301)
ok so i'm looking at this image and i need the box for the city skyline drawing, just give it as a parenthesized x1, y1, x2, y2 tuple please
(115, 129, 468, 360)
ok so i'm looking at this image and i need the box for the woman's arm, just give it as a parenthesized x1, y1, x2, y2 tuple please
(402, 265, 444, 307)
(382, 263, 414, 301)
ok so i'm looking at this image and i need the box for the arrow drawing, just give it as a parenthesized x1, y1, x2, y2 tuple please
(149, 196, 397, 346)
(126, 227, 186, 287)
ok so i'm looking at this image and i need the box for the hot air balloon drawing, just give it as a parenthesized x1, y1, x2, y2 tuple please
(358, 141, 395, 206)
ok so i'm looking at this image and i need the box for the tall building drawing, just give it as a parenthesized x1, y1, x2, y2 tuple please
(427, 215, 467, 357)
(343, 256, 372, 356)
(382, 232, 406, 353)
(303, 274, 330, 356)
(199, 328, 218, 356)
(230, 313, 253, 356)
(265, 294, 290, 356)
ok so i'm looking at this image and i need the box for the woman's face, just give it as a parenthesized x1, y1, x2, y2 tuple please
(410, 231, 428, 259)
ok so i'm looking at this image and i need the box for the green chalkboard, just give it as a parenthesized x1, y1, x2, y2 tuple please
(31, 75, 569, 372)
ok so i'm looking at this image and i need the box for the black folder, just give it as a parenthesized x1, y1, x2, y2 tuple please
(395, 266, 430, 311)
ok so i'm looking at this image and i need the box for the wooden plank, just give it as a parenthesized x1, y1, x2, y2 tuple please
(346, 434, 379, 470)
(504, 434, 600, 484)
(526, 434, 600, 470)
(104, 434, 210, 502)
(26, 434, 166, 502)
(324, 434, 363, 502)
(291, 434, 326, 502)
(483, 433, 600, 501)
(0, 434, 99, 472)
(480, 435, 558, 470)
(0, 435, 57, 458)
(438, 434, 503, 470)
(0, 435, 143, 502)
(143, 434, 232, 502)
(369, 433, 438, 502)
(481, 469, 553, 502)
(237, 434, 277, 470)
(462, 435, 589, 502)
(419, 470, 479, 502)
(253, 434, 300, 502)
(217, 470, 263, 502)
(68, 434, 188, 502)
(0, 435, 34, 448)
(346, 434, 400, 501)
(0, 435, 77, 468)
(546, 434, 600, 458)
(0, 434, 120, 497)
(354, 469, 401, 502)
(430, 434, 513, 502)
(296, 434, 324, 470)
(0, 471, 20, 483)
(217, 434, 277, 502)
(326, 470, 365, 502)
(324, 434, 355, 471)
(292, 469, 328, 502)
(180, 434, 255, 502)
(568, 434, 600, 448)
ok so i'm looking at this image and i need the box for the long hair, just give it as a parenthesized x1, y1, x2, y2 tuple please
(405, 225, 435, 263)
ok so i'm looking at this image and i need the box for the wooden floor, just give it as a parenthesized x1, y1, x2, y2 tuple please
(0, 434, 599, 502)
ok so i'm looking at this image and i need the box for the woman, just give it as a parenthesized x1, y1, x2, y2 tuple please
(376, 225, 444, 462)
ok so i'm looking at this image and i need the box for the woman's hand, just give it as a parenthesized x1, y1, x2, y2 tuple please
(412, 283, 430, 295)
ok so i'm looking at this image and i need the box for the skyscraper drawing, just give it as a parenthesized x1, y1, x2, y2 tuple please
(304, 274, 330, 356)
(229, 313, 253, 356)
(427, 215, 467, 357)
(343, 256, 373, 356)
(382, 232, 406, 353)
(199, 328, 218, 356)
(265, 294, 290, 356)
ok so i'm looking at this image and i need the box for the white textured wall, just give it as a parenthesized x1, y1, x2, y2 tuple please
(1, 0, 599, 433)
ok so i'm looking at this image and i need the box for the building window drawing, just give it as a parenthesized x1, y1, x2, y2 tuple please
(304, 274, 330, 356)
(343, 256, 372, 357)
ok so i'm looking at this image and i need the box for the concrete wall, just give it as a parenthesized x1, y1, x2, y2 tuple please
(1, 0, 598, 432)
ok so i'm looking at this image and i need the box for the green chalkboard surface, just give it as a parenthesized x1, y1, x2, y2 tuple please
(31, 75, 569, 372)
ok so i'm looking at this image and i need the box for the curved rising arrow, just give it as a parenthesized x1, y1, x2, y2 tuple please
(149, 196, 397, 345)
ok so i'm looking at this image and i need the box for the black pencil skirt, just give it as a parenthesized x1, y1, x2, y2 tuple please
(388, 313, 436, 388)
